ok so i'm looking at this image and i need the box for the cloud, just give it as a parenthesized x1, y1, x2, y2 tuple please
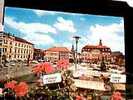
(54, 17, 76, 33)
(33, 10, 56, 17)
(62, 42, 72, 50)
(23, 33, 55, 46)
(51, 42, 72, 51)
(5, 16, 57, 34)
(4, 16, 56, 47)
(86, 19, 125, 54)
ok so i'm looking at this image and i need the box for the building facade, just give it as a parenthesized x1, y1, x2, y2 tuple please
(33, 48, 44, 61)
(111, 51, 125, 66)
(0, 32, 34, 61)
(44, 47, 70, 63)
(81, 40, 111, 63)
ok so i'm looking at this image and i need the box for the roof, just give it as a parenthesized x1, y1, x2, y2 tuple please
(15, 37, 33, 45)
(2, 32, 33, 45)
(34, 48, 43, 51)
(82, 40, 110, 50)
(46, 47, 70, 52)
(111, 51, 124, 56)
(82, 45, 110, 49)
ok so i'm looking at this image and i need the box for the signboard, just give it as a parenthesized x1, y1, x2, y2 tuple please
(42, 73, 62, 84)
(110, 74, 126, 83)
(74, 79, 106, 91)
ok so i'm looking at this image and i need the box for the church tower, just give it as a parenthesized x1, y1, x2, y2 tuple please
(99, 39, 102, 46)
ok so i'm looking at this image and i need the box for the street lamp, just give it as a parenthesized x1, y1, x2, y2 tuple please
(73, 36, 80, 71)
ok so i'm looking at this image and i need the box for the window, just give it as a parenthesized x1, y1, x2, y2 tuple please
(10, 41, 12, 45)
(0, 40, 2, 45)
(15, 48, 16, 53)
(5, 48, 7, 52)
(0, 48, 2, 55)
(4, 40, 7, 44)
(18, 49, 20, 53)
(9, 55, 11, 58)
(10, 48, 12, 53)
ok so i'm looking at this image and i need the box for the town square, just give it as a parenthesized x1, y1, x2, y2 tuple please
(0, 6, 126, 100)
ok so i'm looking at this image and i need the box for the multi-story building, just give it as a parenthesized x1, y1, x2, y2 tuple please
(111, 51, 125, 66)
(81, 40, 111, 63)
(0, 32, 34, 61)
(33, 48, 44, 61)
(44, 47, 70, 63)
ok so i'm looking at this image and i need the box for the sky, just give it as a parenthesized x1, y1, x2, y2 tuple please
(4, 7, 125, 54)
(0, 0, 4, 31)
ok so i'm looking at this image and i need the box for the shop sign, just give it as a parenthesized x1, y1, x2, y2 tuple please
(110, 74, 126, 83)
(42, 73, 62, 84)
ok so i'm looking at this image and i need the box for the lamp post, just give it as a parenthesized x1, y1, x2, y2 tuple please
(73, 36, 80, 71)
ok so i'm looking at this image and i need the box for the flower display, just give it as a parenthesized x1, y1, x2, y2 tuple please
(43, 62, 54, 74)
(32, 63, 43, 74)
(14, 82, 29, 97)
(111, 91, 122, 100)
(36, 79, 43, 86)
(32, 62, 54, 74)
(76, 95, 83, 100)
(0, 88, 3, 95)
(57, 59, 69, 70)
(4, 81, 29, 97)
(4, 80, 17, 90)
